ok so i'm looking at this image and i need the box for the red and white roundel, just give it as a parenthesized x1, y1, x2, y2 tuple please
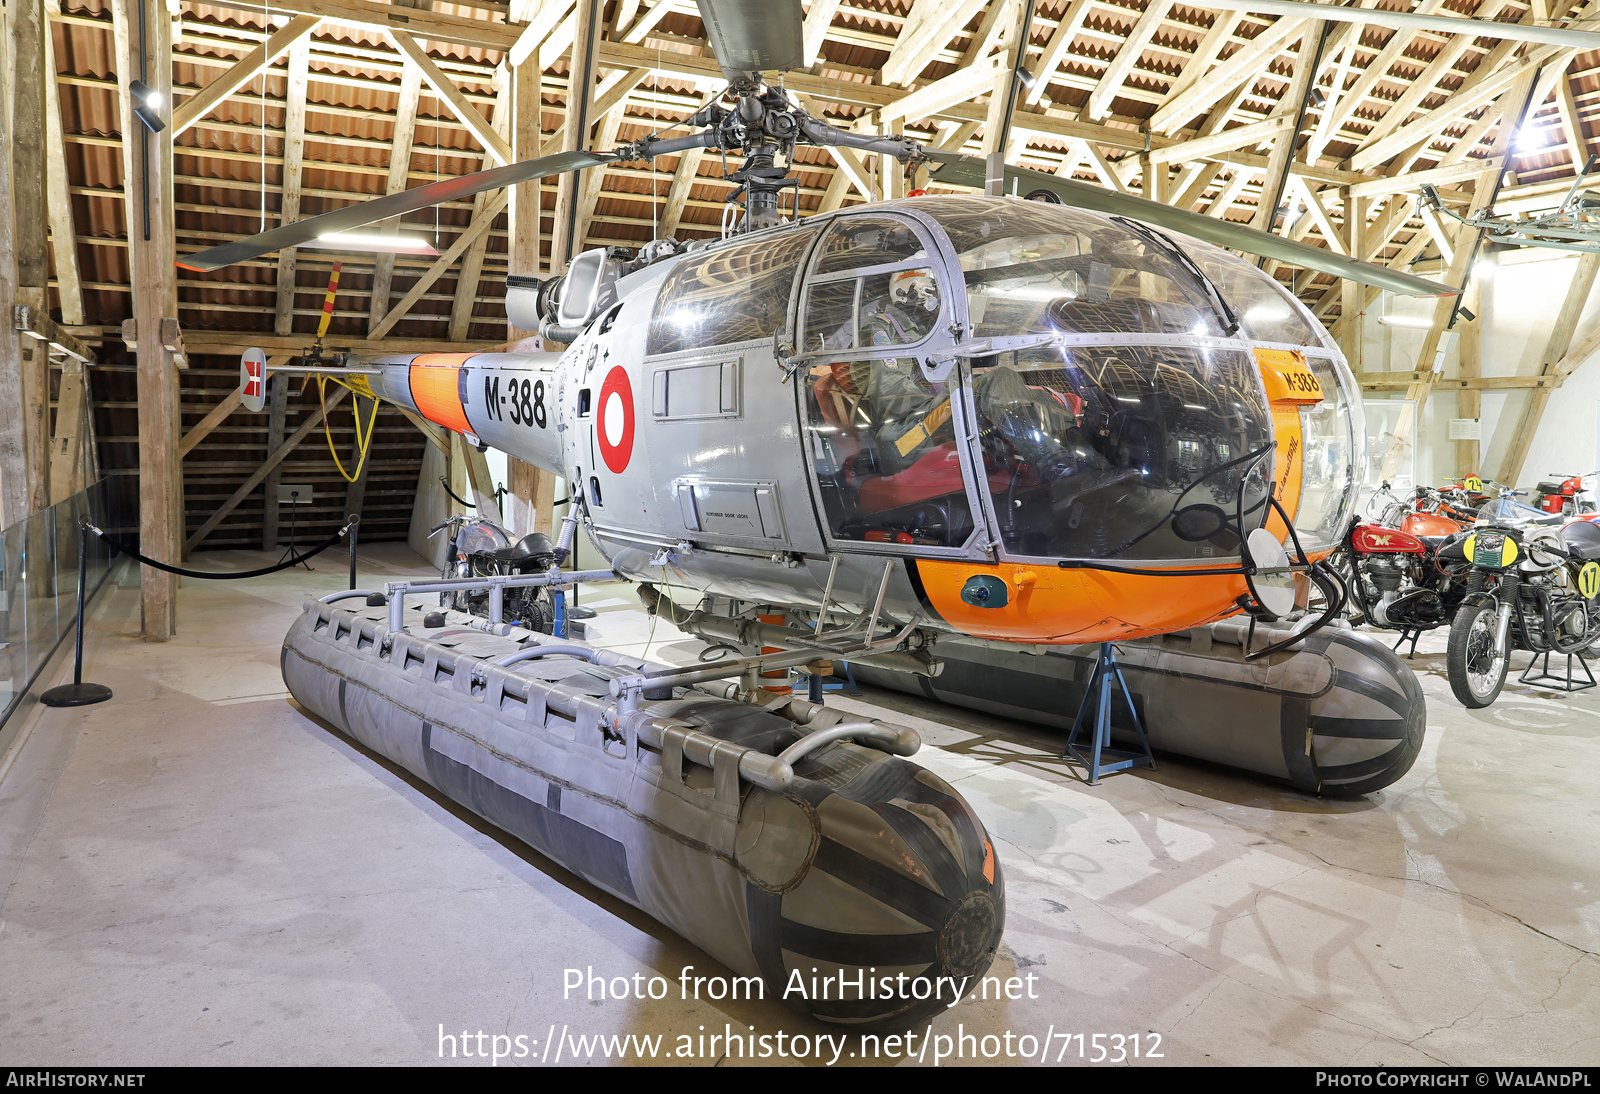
(596, 365, 635, 474)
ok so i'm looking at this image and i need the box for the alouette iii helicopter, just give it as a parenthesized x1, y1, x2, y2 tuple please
(185, 0, 1455, 658)
(189, 0, 1462, 1026)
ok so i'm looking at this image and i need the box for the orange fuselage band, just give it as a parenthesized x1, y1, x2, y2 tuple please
(409, 353, 476, 435)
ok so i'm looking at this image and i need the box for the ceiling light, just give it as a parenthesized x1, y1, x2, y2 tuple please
(306, 232, 441, 256)
(129, 79, 165, 134)
(1378, 315, 1434, 328)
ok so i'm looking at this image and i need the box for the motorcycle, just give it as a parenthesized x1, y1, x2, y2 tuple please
(1533, 471, 1598, 516)
(429, 513, 562, 633)
(1342, 484, 1473, 639)
(1444, 516, 1600, 707)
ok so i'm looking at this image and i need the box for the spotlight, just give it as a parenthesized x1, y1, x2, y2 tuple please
(129, 79, 166, 133)
(1013, 65, 1037, 91)
(1309, 86, 1328, 109)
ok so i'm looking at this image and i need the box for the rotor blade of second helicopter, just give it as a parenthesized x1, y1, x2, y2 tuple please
(694, 0, 805, 84)
(926, 151, 1458, 299)
(178, 149, 616, 272)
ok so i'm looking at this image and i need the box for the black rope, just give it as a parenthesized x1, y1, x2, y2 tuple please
(87, 522, 351, 580)
(440, 476, 476, 509)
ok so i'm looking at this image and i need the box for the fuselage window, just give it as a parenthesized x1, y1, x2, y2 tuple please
(803, 266, 942, 353)
(647, 227, 820, 356)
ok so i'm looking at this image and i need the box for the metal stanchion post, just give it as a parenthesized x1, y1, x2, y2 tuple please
(41, 521, 113, 707)
(347, 514, 360, 590)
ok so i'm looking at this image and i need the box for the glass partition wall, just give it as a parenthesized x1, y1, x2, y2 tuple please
(0, 479, 122, 734)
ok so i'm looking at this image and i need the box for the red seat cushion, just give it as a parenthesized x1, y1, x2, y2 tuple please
(857, 444, 1033, 513)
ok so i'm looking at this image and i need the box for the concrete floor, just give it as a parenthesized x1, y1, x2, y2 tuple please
(0, 544, 1596, 1066)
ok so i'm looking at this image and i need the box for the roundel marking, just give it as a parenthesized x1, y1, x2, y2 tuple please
(597, 365, 635, 474)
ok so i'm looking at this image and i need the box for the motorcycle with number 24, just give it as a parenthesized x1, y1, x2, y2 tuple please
(1445, 517, 1600, 707)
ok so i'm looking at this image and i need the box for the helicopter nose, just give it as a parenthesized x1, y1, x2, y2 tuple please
(737, 756, 1005, 1026)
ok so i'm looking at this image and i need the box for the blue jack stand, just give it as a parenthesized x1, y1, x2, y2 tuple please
(797, 661, 861, 704)
(1064, 642, 1155, 786)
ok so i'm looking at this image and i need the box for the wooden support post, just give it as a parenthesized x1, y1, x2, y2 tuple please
(260, 373, 288, 551)
(1456, 280, 1482, 479)
(457, 434, 504, 526)
(49, 361, 88, 503)
(13, 0, 52, 520)
(978, 0, 1021, 159)
(1339, 191, 1366, 372)
(0, 0, 22, 529)
(550, 0, 599, 274)
(367, 63, 424, 333)
(115, 0, 180, 636)
(274, 34, 310, 337)
(509, 53, 543, 279)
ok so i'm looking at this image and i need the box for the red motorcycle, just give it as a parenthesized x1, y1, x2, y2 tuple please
(1534, 472, 1598, 516)
(1341, 484, 1472, 645)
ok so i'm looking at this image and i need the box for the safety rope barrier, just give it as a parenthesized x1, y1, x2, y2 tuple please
(86, 519, 355, 580)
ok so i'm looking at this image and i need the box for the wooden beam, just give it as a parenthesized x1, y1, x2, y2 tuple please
(659, 147, 707, 236)
(1249, 29, 1320, 234)
(398, 405, 449, 453)
(1406, 69, 1540, 426)
(880, 53, 1006, 126)
(1086, 0, 1172, 122)
(1498, 250, 1600, 485)
(187, 386, 350, 554)
(259, 372, 287, 552)
(369, 192, 511, 340)
(48, 361, 86, 503)
(802, 0, 843, 68)
(14, 0, 52, 519)
(274, 34, 311, 337)
(177, 356, 287, 458)
(1456, 279, 1481, 477)
(1338, 191, 1366, 370)
(116, 0, 180, 635)
(1024, 0, 1093, 106)
(451, 77, 513, 342)
(0, 0, 21, 527)
(978, 0, 1022, 159)
(509, 0, 575, 66)
(1150, 16, 1307, 135)
(881, 0, 988, 87)
(209, 0, 522, 53)
(43, 12, 83, 327)
(1352, 45, 1568, 171)
(367, 63, 424, 333)
(1146, 114, 1294, 165)
(179, 389, 246, 459)
(550, 0, 599, 272)
(1556, 71, 1591, 171)
(170, 13, 321, 136)
(510, 52, 543, 278)
(390, 29, 515, 166)
(1318, 0, 1446, 146)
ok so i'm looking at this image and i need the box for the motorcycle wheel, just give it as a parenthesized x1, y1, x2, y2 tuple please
(1447, 600, 1509, 708)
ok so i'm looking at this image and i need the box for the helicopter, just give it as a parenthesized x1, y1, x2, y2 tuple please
(183, 0, 1459, 665)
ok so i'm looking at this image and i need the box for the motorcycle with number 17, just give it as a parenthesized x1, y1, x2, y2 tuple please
(1445, 518, 1600, 707)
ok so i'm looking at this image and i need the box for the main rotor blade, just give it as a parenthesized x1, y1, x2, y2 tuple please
(928, 153, 1457, 299)
(178, 150, 616, 272)
(695, 0, 804, 84)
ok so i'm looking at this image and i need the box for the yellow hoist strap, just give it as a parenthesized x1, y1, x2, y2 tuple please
(319, 374, 380, 483)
